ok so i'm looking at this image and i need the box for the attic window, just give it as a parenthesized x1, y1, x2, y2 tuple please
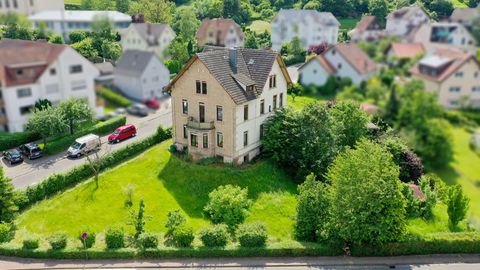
(246, 85, 254, 92)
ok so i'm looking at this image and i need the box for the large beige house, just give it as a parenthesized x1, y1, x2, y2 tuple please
(410, 48, 480, 108)
(167, 48, 291, 164)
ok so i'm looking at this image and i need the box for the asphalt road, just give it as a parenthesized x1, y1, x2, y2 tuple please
(3, 106, 172, 189)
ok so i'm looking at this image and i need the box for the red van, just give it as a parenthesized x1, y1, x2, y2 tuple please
(108, 124, 137, 143)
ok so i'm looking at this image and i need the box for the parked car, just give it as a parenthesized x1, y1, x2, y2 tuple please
(18, 143, 43, 160)
(115, 108, 127, 115)
(3, 149, 24, 165)
(127, 103, 149, 117)
(108, 124, 137, 143)
(145, 99, 160, 110)
(67, 134, 101, 158)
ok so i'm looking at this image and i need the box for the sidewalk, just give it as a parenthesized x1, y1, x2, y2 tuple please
(1, 254, 480, 269)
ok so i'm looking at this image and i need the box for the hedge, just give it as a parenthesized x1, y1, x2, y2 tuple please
(99, 87, 132, 108)
(43, 115, 127, 155)
(18, 126, 171, 210)
(0, 132, 40, 152)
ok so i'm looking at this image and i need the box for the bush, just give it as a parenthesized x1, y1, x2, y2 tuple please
(138, 233, 158, 249)
(78, 231, 96, 249)
(0, 132, 40, 152)
(236, 222, 268, 247)
(99, 87, 132, 108)
(22, 238, 39, 250)
(0, 223, 12, 243)
(19, 126, 172, 210)
(199, 224, 229, 247)
(47, 233, 68, 250)
(173, 226, 195, 247)
(105, 227, 125, 249)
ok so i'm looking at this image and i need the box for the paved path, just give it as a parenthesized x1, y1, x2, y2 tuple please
(4, 102, 172, 189)
(0, 255, 480, 269)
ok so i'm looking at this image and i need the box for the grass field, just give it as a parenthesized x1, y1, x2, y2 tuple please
(16, 140, 298, 241)
(248, 20, 272, 33)
(338, 18, 359, 31)
(451, 0, 469, 7)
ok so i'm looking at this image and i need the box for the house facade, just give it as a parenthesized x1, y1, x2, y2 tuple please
(348, 16, 385, 42)
(410, 48, 480, 108)
(411, 22, 477, 54)
(271, 9, 339, 50)
(299, 43, 377, 86)
(449, 5, 480, 29)
(114, 50, 170, 101)
(120, 23, 176, 59)
(0, 0, 64, 16)
(0, 40, 102, 132)
(196, 18, 244, 48)
(386, 6, 430, 39)
(167, 48, 291, 164)
(29, 10, 131, 40)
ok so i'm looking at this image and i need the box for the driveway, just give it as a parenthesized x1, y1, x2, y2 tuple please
(3, 100, 172, 190)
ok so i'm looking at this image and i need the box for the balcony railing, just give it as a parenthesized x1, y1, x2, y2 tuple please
(187, 117, 215, 130)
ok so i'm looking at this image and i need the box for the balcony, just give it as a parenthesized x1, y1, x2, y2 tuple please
(187, 117, 215, 130)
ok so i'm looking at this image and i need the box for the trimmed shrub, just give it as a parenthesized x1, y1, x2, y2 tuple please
(22, 238, 39, 250)
(99, 87, 132, 108)
(199, 224, 229, 248)
(236, 222, 268, 247)
(173, 226, 195, 248)
(105, 227, 125, 249)
(47, 233, 68, 250)
(0, 132, 40, 152)
(0, 223, 12, 243)
(78, 231, 96, 249)
(138, 233, 158, 249)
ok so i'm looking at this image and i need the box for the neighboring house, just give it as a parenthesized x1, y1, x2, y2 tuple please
(29, 10, 131, 40)
(196, 18, 244, 48)
(271, 9, 340, 50)
(114, 50, 170, 101)
(0, 0, 64, 16)
(0, 39, 102, 132)
(120, 23, 176, 59)
(94, 62, 114, 86)
(299, 43, 377, 86)
(410, 48, 480, 109)
(348, 15, 385, 42)
(411, 22, 477, 54)
(386, 5, 430, 39)
(449, 5, 480, 29)
(167, 47, 291, 164)
(386, 43, 425, 59)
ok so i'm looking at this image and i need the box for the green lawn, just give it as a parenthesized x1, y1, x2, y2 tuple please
(16, 140, 298, 241)
(451, 0, 468, 7)
(435, 127, 480, 229)
(338, 18, 359, 31)
(248, 20, 272, 33)
(287, 94, 331, 110)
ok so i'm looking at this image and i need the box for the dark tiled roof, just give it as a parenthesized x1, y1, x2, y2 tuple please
(115, 50, 157, 77)
(197, 48, 279, 104)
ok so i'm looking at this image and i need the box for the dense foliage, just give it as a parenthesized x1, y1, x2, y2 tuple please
(0, 168, 18, 223)
(105, 227, 125, 249)
(47, 233, 68, 250)
(236, 222, 268, 247)
(199, 224, 230, 247)
(383, 138, 424, 183)
(138, 233, 159, 249)
(446, 184, 470, 228)
(172, 226, 195, 247)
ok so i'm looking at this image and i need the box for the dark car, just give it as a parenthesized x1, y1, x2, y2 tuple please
(3, 149, 24, 165)
(18, 143, 43, 160)
(127, 103, 149, 117)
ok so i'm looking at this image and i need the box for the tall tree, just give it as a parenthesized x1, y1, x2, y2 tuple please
(34, 99, 52, 111)
(223, 0, 240, 18)
(173, 7, 200, 42)
(368, 0, 388, 26)
(26, 106, 65, 149)
(0, 168, 18, 223)
(129, 0, 175, 24)
(194, 0, 224, 20)
(116, 0, 130, 13)
(57, 98, 94, 135)
(447, 184, 470, 229)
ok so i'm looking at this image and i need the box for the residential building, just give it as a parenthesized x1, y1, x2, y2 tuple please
(0, 39, 102, 132)
(0, 0, 64, 16)
(114, 50, 170, 101)
(299, 43, 377, 86)
(411, 22, 477, 54)
(348, 15, 385, 42)
(386, 43, 425, 59)
(120, 23, 176, 59)
(196, 18, 244, 48)
(386, 5, 430, 39)
(410, 48, 480, 109)
(167, 48, 291, 163)
(449, 5, 480, 29)
(29, 10, 131, 40)
(271, 9, 339, 50)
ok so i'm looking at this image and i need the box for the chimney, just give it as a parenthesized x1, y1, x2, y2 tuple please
(229, 48, 237, 74)
(147, 23, 152, 35)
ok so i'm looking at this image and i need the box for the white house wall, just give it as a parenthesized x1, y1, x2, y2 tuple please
(324, 49, 364, 85)
(299, 60, 330, 86)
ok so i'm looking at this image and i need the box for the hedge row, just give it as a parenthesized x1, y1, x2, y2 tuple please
(0, 132, 40, 152)
(18, 126, 171, 210)
(44, 116, 127, 155)
(351, 232, 480, 256)
(99, 87, 132, 108)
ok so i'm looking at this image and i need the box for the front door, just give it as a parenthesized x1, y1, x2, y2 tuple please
(199, 103, 205, 123)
